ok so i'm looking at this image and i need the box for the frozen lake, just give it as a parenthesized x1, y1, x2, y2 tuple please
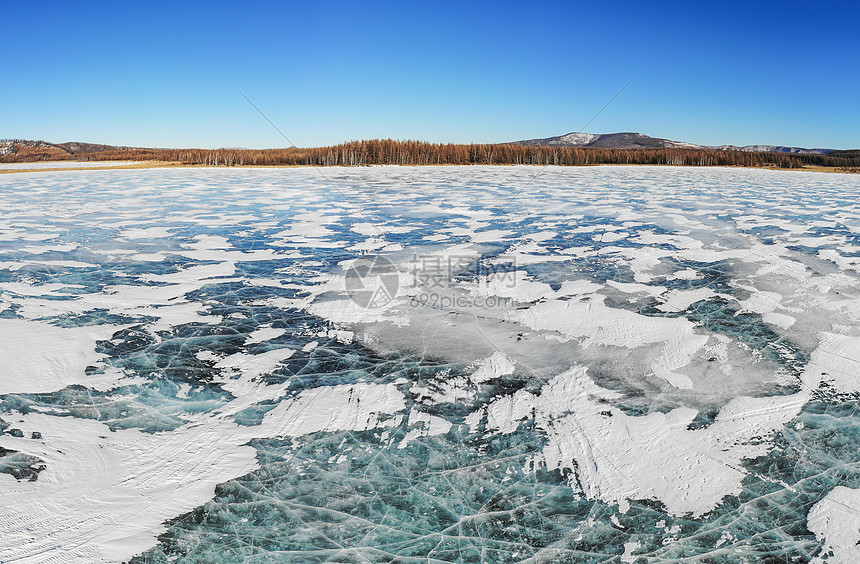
(0, 160, 141, 170)
(0, 165, 858, 563)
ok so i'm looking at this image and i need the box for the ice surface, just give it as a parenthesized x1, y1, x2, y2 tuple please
(0, 161, 141, 170)
(482, 366, 807, 517)
(0, 166, 858, 562)
(808, 486, 860, 564)
(0, 318, 121, 394)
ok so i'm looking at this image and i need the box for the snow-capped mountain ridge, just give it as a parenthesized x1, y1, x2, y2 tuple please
(512, 132, 835, 154)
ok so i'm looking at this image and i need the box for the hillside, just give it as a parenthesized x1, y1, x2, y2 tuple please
(1, 137, 858, 171)
(0, 139, 131, 162)
(513, 132, 705, 150)
(56, 141, 128, 154)
(0, 139, 70, 161)
(512, 132, 835, 154)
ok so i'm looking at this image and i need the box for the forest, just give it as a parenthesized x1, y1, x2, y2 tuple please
(3, 138, 860, 170)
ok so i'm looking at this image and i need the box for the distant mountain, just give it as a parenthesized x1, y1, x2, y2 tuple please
(0, 139, 138, 162)
(714, 144, 833, 155)
(0, 139, 71, 160)
(511, 132, 835, 154)
(1, 135, 846, 165)
(56, 141, 128, 154)
(513, 132, 706, 150)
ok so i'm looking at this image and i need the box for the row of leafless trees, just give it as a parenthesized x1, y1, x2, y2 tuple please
(4, 139, 860, 169)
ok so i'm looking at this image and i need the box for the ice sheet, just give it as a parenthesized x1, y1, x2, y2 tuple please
(0, 165, 859, 562)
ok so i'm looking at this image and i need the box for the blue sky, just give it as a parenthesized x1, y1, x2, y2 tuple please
(3, 1, 858, 149)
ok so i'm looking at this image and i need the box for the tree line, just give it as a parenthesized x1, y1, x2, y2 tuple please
(4, 138, 860, 170)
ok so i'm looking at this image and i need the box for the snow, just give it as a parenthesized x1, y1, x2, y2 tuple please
(1, 165, 860, 561)
(512, 295, 709, 383)
(801, 332, 860, 395)
(482, 366, 806, 517)
(469, 351, 516, 383)
(0, 319, 122, 395)
(808, 486, 860, 564)
(245, 326, 287, 344)
(0, 380, 408, 563)
(0, 161, 141, 170)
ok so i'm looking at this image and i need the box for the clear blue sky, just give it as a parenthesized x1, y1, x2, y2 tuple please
(3, 1, 858, 149)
